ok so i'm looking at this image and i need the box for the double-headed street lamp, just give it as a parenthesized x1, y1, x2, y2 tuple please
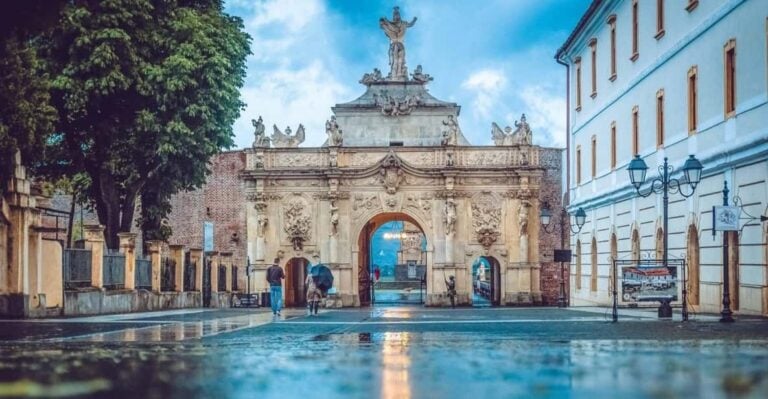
(626, 155, 703, 321)
(540, 203, 587, 307)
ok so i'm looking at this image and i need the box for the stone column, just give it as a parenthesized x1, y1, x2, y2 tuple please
(169, 244, 184, 292)
(118, 233, 137, 290)
(83, 225, 105, 289)
(189, 247, 203, 291)
(220, 252, 233, 292)
(207, 251, 219, 294)
(147, 240, 163, 293)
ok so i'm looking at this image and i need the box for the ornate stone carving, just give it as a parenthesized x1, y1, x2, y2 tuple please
(397, 151, 435, 166)
(441, 116, 460, 146)
(326, 116, 343, 146)
(252, 116, 271, 148)
(359, 68, 384, 86)
(411, 65, 433, 83)
(329, 200, 339, 236)
(379, 7, 417, 81)
(255, 202, 268, 238)
(462, 151, 507, 166)
(273, 153, 324, 168)
(272, 124, 305, 148)
(373, 92, 422, 116)
(471, 193, 501, 249)
(352, 193, 381, 218)
(491, 114, 532, 146)
(378, 153, 405, 194)
(518, 200, 530, 236)
(283, 196, 311, 250)
(444, 198, 457, 236)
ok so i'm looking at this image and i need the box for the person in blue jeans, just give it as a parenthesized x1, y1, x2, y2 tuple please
(266, 259, 285, 316)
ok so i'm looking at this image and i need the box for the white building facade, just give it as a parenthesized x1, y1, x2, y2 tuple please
(556, 0, 768, 315)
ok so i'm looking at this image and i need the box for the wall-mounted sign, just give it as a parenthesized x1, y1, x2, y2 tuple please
(713, 206, 740, 231)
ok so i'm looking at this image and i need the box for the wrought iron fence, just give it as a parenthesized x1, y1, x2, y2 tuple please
(63, 248, 92, 289)
(184, 254, 196, 291)
(162, 258, 176, 292)
(103, 250, 125, 290)
(231, 266, 239, 291)
(135, 257, 152, 290)
(218, 265, 227, 291)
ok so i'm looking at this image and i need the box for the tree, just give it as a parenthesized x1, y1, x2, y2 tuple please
(43, 0, 250, 248)
(0, 1, 62, 190)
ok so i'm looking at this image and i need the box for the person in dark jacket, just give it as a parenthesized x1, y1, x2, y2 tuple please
(266, 259, 285, 316)
(445, 275, 457, 309)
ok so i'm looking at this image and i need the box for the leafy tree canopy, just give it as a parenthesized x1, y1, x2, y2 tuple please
(42, 0, 250, 248)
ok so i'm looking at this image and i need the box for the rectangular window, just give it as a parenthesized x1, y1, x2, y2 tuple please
(608, 15, 617, 80)
(631, 0, 639, 61)
(576, 146, 582, 185)
(632, 106, 639, 155)
(656, 89, 664, 148)
(724, 39, 736, 117)
(656, 0, 665, 39)
(591, 135, 597, 178)
(575, 57, 582, 111)
(688, 66, 698, 134)
(610, 122, 617, 169)
(590, 39, 597, 98)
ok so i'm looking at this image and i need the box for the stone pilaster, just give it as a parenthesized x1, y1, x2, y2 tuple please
(147, 240, 163, 293)
(118, 233, 137, 290)
(189, 247, 203, 292)
(169, 244, 184, 292)
(207, 251, 219, 293)
(83, 225, 105, 289)
(220, 251, 233, 292)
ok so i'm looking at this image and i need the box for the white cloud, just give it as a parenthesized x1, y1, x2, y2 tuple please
(461, 69, 507, 121)
(505, 85, 566, 148)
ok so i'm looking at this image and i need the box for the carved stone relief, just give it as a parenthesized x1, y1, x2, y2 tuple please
(471, 193, 502, 249)
(283, 196, 312, 250)
(352, 193, 382, 219)
(272, 153, 325, 168)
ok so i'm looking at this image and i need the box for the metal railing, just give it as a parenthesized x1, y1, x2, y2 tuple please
(135, 257, 152, 290)
(103, 250, 125, 290)
(63, 248, 92, 289)
(162, 258, 176, 292)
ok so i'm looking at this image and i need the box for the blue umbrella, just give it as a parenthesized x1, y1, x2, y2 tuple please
(310, 264, 334, 293)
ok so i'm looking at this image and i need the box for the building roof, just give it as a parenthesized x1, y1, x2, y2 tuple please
(555, 0, 603, 61)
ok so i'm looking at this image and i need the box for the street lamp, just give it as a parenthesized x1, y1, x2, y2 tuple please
(626, 155, 702, 321)
(540, 203, 587, 307)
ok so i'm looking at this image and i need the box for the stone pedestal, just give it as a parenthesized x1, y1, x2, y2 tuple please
(118, 233, 137, 290)
(147, 241, 163, 293)
(83, 225, 105, 289)
(169, 245, 184, 292)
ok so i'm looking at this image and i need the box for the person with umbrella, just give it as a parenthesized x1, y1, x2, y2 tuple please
(306, 263, 334, 315)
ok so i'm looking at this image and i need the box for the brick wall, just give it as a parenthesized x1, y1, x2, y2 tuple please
(537, 148, 567, 305)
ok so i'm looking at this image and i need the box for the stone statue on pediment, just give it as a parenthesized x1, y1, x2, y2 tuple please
(272, 124, 305, 148)
(380, 7, 417, 81)
(441, 115, 460, 146)
(491, 113, 533, 146)
(252, 116, 270, 148)
(360, 68, 384, 86)
(326, 116, 343, 146)
(411, 65, 433, 83)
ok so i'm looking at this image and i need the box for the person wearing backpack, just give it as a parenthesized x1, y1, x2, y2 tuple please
(266, 258, 285, 316)
(305, 272, 322, 316)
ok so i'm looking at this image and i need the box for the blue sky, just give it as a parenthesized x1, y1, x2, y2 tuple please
(224, 0, 591, 148)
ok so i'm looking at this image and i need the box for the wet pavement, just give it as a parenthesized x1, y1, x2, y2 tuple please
(1, 306, 768, 398)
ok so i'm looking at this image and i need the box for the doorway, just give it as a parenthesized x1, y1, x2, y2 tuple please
(472, 256, 501, 306)
(285, 257, 310, 307)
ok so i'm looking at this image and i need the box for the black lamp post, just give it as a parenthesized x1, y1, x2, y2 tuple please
(626, 155, 703, 321)
(540, 203, 587, 307)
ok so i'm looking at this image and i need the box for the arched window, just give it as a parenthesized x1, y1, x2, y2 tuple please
(576, 239, 582, 290)
(590, 237, 598, 291)
(686, 224, 700, 306)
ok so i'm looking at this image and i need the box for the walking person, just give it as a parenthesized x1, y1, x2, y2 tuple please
(266, 258, 285, 316)
(445, 275, 457, 309)
(305, 272, 322, 316)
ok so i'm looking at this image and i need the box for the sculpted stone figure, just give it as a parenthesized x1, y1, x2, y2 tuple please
(326, 116, 343, 146)
(411, 65, 433, 83)
(444, 198, 457, 236)
(251, 116, 270, 148)
(380, 7, 417, 80)
(491, 113, 533, 146)
(441, 115, 460, 146)
(360, 68, 384, 85)
(272, 124, 305, 148)
(518, 200, 530, 236)
(329, 200, 339, 236)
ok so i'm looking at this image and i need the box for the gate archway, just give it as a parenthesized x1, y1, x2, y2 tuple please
(471, 256, 501, 306)
(284, 257, 310, 307)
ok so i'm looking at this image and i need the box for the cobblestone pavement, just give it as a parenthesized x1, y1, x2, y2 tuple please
(1, 306, 767, 398)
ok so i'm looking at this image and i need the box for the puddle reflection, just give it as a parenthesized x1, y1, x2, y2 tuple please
(381, 332, 412, 399)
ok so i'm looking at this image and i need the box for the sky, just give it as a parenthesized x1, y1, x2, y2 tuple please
(223, 0, 591, 148)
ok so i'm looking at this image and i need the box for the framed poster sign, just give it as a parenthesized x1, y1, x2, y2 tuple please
(621, 262, 678, 303)
(713, 206, 740, 231)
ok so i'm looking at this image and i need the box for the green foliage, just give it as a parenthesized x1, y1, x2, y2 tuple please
(42, 0, 250, 248)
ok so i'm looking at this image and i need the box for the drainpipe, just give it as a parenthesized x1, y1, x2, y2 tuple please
(555, 57, 570, 210)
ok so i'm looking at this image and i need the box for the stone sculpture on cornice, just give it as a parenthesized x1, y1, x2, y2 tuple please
(441, 115, 460, 146)
(272, 124, 305, 148)
(252, 116, 270, 148)
(491, 113, 533, 146)
(411, 65, 433, 83)
(326, 116, 343, 146)
(360, 68, 384, 86)
(380, 7, 417, 81)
